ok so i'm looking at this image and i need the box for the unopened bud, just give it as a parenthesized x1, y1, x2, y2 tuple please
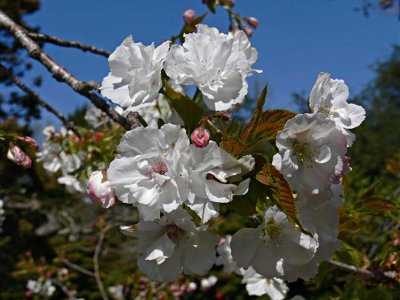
(246, 17, 259, 29)
(7, 143, 32, 169)
(243, 25, 253, 37)
(87, 169, 116, 208)
(183, 9, 196, 24)
(191, 127, 210, 148)
(220, 112, 232, 121)
(18, 136, 39, 151)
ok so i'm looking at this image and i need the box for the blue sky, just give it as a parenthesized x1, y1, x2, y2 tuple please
(21, 0, 400, 127)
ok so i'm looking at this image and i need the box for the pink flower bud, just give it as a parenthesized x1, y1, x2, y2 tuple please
(18, 136, 39, 151)
(7, 143, 32, 169)
(243, 25, 253, 37)
(183, 9, 196, 24)
(87, 170, 116, 208)
(246, 17, 259, 29)
(191, 127, 210, 148)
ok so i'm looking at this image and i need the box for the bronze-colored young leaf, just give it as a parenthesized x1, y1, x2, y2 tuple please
(253, 109, 297, 141)
(241, 84, 268, 142)
(361, 197, 400, 212)
(256, 163, 311, 235)
(220, 137, 247, 156)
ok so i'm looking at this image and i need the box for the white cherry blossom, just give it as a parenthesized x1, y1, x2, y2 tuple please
(182, 141, 254, 222)
(120, 208, 218, 281)
(124, 94, 183, 128)
(273, 113, 348, 194)
(309, 72, 365, 145)
(216, 235, 242, 274)
(242, 267, 288, 299)
(277, 189, 341, 281)
(231, 206, 318, 278)
(58, 175, 85, 193)
(26, 279, 56, 297)
(101, 36, 170, 109)
(165, 24, 260, 111)
(107, 124, 190, 220)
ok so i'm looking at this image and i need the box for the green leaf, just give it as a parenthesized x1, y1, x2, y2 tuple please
(163, 80, 203, 131)
(333, 243, 366, 267)
(255, 163, 311, 235)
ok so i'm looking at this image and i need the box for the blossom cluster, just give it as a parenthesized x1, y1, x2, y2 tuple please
(26, 279, 56, 298)
(36, 22, 366, 298)
(37, 125, 86, 193)
(101, 24, 259, 114)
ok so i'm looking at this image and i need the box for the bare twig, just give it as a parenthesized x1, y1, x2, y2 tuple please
(4, 199, 39, 210)
(327, 259, 397, 283)
(51, 278, 74, 300)
(93, 230, 109, 300)
(62, 258, 95, 277)
(0, 9, 129, 130)
(0, 63, 81, 137)
(28, 32, 111, 57)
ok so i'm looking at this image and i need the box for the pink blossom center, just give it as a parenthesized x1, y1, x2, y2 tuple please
(152, 160, 168, 175)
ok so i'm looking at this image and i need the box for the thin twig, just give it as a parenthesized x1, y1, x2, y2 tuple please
(51, 278, 74, 300)
(28, 32, 111, 57)
(93, 230, 109, 300)
(62, 258, 95, 277)
(327, 259, 397, 283)
(0, 9, 129, 130)
(0, 63, 81, 137)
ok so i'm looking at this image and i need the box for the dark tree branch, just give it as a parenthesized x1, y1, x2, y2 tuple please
(93, 230, 109, 300)
(62, 259, 95, 277)
(28, 32, 111, 57)
(0, 63, 81, 137)
(0, 9, 129, 130)
(327, 259, 397, 283)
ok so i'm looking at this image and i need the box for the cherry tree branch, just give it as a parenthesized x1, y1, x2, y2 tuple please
(327, 259, 397, 283)
(0, 9, 129, 130)
(28, 32, 111, 57)
(62, 258, 95, 277)
(93, 230, 109, 300)
(0, 63, 81, 137)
